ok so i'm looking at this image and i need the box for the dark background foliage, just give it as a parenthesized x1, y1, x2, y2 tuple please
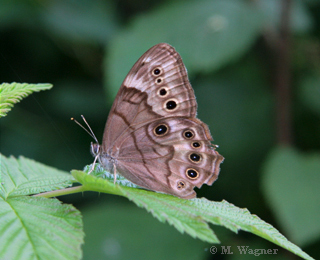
(1, 0, 319, 259)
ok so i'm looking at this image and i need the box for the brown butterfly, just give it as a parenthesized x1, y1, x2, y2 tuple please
(87, 43, 224, 199)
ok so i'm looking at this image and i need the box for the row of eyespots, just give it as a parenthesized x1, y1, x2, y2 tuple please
(182, 128, 202, 181)
(152, 67, 179, 112)
(183, 129, 202, 180)
(152, 67, 165, 93)
(153, 123, 203, 186)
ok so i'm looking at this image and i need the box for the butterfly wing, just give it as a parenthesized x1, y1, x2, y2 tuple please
(100, 43, 223, 198)
(103, 43, 197, 149)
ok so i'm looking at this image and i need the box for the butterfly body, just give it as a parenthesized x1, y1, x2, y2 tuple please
(93, 43, 224, 199)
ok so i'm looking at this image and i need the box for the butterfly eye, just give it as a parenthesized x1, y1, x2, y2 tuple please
(165, 100, 177, 110)
(189, 153, 202, 163)
(154, 124, 169, 136)
(177, 180, 186, 189)
(183, 130, 195, 139)
(158, 88, 168, 97)
(186, 168, 199, 179)
(152, 67, 162, 76)
(192, 142, 201, 148)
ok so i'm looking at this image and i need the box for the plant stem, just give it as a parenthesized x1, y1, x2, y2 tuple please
(33, 185, 87, 198)
(275, 0, 292, 145)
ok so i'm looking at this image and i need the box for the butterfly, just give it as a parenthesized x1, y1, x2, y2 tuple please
(82, 43, 224, 199)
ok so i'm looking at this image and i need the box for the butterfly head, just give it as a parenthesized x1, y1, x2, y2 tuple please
(90, 142, 100, 157)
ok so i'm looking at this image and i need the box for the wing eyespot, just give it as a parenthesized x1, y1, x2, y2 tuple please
(186, 168, 199, 180)
(183, 129, 195, 139)
(153, 124, 169, 136)
(158, 88, 168, 97)
(189, 153, 202, 163)
(155, 77, 163, 84)
(191, 142, 201, 148)
(152, 67, 162, 76)
(165, 99, 178, 111)
(177, 180, 186, 189)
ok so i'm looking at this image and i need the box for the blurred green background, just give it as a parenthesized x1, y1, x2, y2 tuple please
(1, 0, 320, 259)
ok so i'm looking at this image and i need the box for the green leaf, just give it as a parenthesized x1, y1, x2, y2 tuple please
(41, 0, 117, 44)
(0, 154, 74, 199)
(0, 155, 83, 259)
(72, 166, 314, 260)
(262, 146, 320, 247)
(0, 82, 52, 118)
(106, 0, 264, 99)
(0, 196, 83, 260)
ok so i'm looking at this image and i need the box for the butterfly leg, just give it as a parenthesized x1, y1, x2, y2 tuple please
(113, 162, 117, 184)
(88, 153, 99, 174)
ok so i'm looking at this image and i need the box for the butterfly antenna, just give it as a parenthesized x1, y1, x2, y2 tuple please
(71, 115, 99, 144)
